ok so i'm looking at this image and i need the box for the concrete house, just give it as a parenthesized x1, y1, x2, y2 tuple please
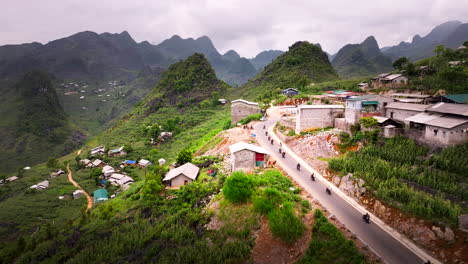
(405, 103, 468, 146)
(282, 88, 299, 97)
(90, 146, 106, 155)
(163, 163, 200, 187)
(295, 105, 344, 133)
(229, 142, 269, 172)
(345, 95, 394, 125)
(102, 165, 115, 177)
(385, 102, 431, 126)
(108, 173, 134, 186)
(231, 99, 261, 125)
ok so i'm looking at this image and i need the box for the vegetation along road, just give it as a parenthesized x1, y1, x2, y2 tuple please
(66, 164, 93, 212)
(253, 107, 439, 264)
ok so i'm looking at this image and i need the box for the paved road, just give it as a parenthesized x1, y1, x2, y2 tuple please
(253, 113, 431, 264)
(66, 165, 93, 212)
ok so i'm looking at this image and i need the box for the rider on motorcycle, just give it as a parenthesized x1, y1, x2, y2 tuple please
(296, 163, 300, 170)
(310, 173, 315, 181)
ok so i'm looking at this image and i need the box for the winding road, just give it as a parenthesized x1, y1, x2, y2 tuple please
(253, 107, 439, 264)
(66, 164, 93, 212)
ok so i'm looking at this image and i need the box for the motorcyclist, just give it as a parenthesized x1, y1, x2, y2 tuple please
(326, 187, 331, 194)
(296, 163, 301, 170)
(279, 148, 282, 154)
(263, 125, 266, 129)
(271, 140, 274, 145)
(363, 212, 370, 223)
(282, 152, 286, 158)
(310, 174, 315, 181)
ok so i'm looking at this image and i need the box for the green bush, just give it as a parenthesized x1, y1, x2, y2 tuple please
(297, 209, 367, 264)
(238, 113, 263, 125)
(223, 171, 254, 204)
(267, 202, 305, 244)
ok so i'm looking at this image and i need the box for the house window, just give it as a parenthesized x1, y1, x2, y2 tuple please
(434, 129, 438, 135)
(184, 180, 188, 185)
(390, 112, 394, 119)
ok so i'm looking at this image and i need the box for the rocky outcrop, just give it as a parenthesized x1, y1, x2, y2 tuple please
(432, 226, 455, 243)
(333, 173, 367, 198)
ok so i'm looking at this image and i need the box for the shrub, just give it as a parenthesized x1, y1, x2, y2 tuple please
(267, 202, 305, 244)
(176, 148, 193, 166)
(238, 113, 263, 125)
(223, 171, 253, 204)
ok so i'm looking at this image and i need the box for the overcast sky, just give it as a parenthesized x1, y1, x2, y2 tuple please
(2, 0, 468, 57)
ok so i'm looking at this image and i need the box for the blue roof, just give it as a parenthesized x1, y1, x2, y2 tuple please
(442, 94, 468, 104)
(124, 160, 136, 164)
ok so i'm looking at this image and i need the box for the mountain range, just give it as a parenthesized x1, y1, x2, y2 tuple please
(381, 20, 468, 61)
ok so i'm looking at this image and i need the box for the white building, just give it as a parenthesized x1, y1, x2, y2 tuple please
(295, 105, 344, 133)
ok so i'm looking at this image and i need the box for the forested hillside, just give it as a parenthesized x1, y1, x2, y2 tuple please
(240, 41, 339, 99)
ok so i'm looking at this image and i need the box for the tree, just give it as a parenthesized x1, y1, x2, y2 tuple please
(176, 148, 193, 165)
(211, 91, 220, 106)
(46, 158, 59, 169)
(434, 45, 445, 57)
(147, 124, 161, 139)
(199, 99, 211, 109)
(141, 179, 163, 201)
(392, 57, 409, 70)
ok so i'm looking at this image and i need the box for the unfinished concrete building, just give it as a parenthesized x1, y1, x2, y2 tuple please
(231, 99, 261, 125)
(229, 142, 268, 172)
(345, 95, 394, 125)
(295, 105, 344, 133)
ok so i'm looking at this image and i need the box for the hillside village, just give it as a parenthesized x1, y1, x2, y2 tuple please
(0, 14, 467, 264)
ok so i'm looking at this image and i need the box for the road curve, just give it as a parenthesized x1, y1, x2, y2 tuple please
(253, 108, 439, 264)
(66, 164, 93, 212)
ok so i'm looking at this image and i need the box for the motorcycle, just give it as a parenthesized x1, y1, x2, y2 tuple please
(282, 152, 286, 159)
(325, 188, 331, 195)
(279, 148, 282, 154)
(310, 174, 315, 181)
(296, 163, 301, 171)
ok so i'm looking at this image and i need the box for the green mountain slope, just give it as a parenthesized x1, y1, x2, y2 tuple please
(332, 36, 392, 78)
(0, 71, 85, 173)
(240, 41, 338, 99)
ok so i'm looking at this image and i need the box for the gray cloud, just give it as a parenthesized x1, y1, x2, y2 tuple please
(1, 0, 468, 57)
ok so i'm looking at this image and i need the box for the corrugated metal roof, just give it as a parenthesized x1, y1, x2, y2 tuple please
(392, 93, 430, 98)
(298, 104, 344, 109)
(386, 102, 430, 112)
(163, 162, 200, 181)
(373, 116, 389, 123)
(229, 142, 269, 155)
(395, 98, 424, 103)
(405, 113, 442, 123)
(425, 116, 468, 129)
(362, 101, 379, 105)
(383, 74, 405, 80)
(346, 94, 379, 101)
(232, 99, 259, 106)
(426, 102, 468, 117)
(442, 94, 468, 104)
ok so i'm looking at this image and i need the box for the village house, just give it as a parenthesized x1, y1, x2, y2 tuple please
(371, 73, 408, 88)
(158, 158, 166, 165)
(345, 94, 394, 125)
(391, 93, 430, 104)
(73, 190, 85, 199)
(372, 116, 400, 127)
(218, 98, 227, 105)
(90, 146, 106, 155)
(80, 159, 91, 166)
(404, 103, 468, 146)
(358, 83, 369, 90)
(295, 105, 344, 133)
(50, 169, 65, 178)
(108, 146, 126, 157)
(229, 142, 269, 172)
(385, 102, 431, 126)
(282, 88, 299, 97)
(91, 159, 105, 168)
(30, 180, 49, 191)
(231, 99, 261, 125)
(6, 176, 18, 182)
(102, 165, 115, 177)
(163, 163, 200, 187)
(138, 159, 152, 167)
(122, 160, 137, 166)
(93, 189, 108, 203)
(108, 173, 134, 187)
